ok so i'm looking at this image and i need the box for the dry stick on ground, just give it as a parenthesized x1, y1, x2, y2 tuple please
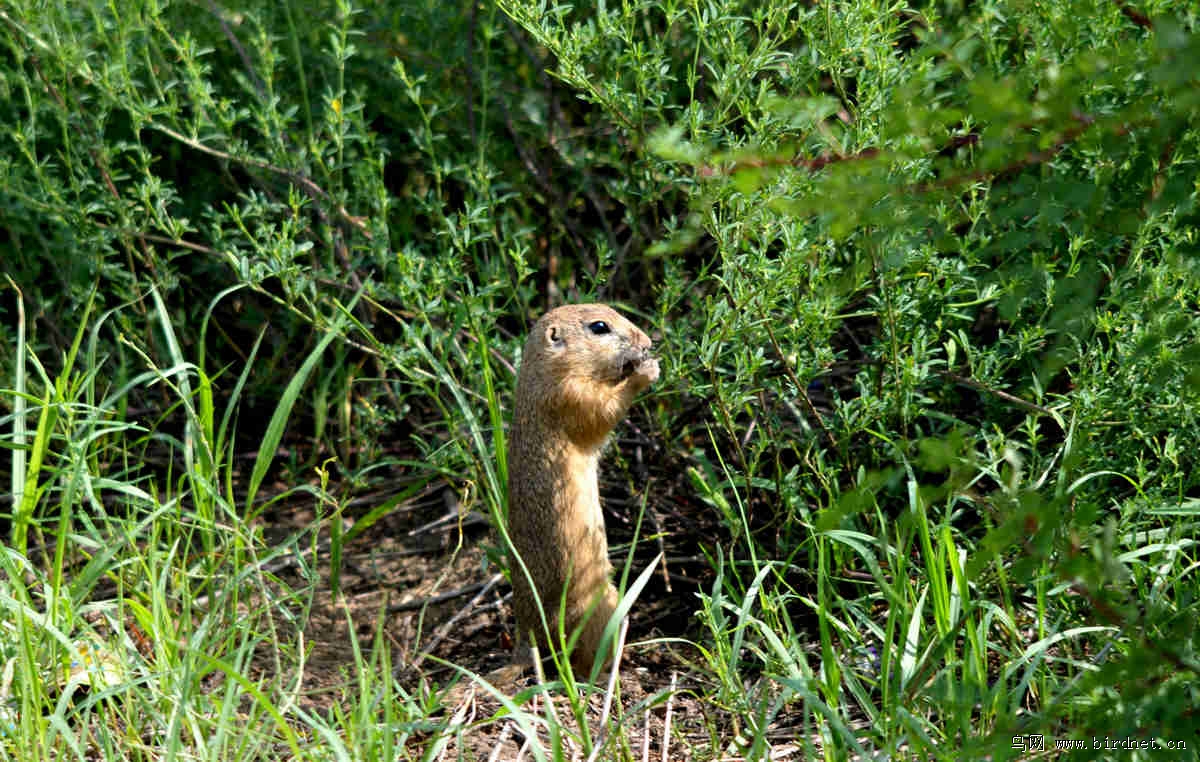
(439, 694, 478, 762)
(642, 491, 672, 595)
(599, 618, 629, 723)
(528, 647, 569, 753)
(388, 579, 495, 614)
(198, 482, 443, 608)
(640, 698, 651, 762)
(582, 617, 631, 762)
(487, 721, 514, 762)
(407, 509, 490, 538)
(404, 572, 505, 671)
(662, 671, 677, 762)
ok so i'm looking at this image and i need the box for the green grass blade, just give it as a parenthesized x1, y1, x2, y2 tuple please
(244, 319, 343, 514)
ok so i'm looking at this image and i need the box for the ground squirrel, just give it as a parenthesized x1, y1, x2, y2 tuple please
(507, 303, 659, 675)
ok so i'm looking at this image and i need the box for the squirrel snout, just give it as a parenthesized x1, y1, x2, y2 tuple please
(619, 347, 658, 383)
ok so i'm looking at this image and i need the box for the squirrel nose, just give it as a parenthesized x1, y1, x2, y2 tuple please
(619, 346, 652, 380)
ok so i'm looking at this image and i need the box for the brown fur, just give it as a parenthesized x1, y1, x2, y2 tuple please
(507, 304, 659, 675)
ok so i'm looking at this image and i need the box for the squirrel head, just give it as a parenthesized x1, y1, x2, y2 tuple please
(517, 303, 659, 448)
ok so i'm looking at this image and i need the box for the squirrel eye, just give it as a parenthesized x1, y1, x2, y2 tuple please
(587, 320, 611, 335)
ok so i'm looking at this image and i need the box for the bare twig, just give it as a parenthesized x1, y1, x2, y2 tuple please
(936, 370, 1062, 424)
(388, 579, 494, 614)
(700, 111, 1114, 201)
(407, 573, 505, 670)
(662, 671, 677, 762)
(205, 0, 269, 103)
(464, 0, 479, 144)
(1150, 138, 1176, 202)
(146, 123, 371, 239)
(586, 616, 629, 762)
(700, 147, 880, 177)
(763, 319, 839, 448)
(645, 501, 672, 594)
(488, 721, 514, 762)
(407, 510, 489, 537)
(139, 233, 221, 256)
(439, 692, 478, 762)
(912, 113, 1097, 193)
(1117, 0, 1153, 29)
(641, 693, 651, 762)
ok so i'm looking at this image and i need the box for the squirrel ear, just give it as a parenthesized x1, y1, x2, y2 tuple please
(546, 324, 565, 348)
